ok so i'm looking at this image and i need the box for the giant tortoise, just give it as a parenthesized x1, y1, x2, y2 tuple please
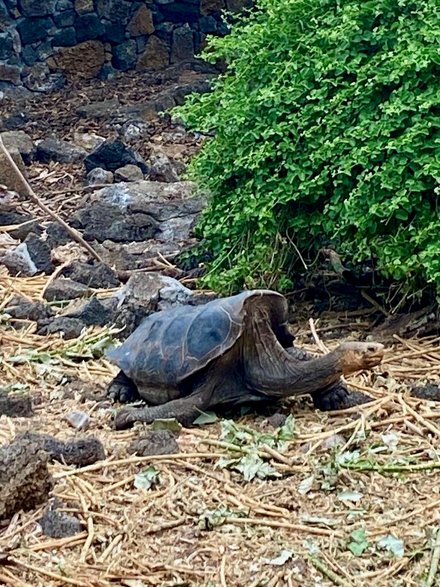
(107, 289, 384, 429)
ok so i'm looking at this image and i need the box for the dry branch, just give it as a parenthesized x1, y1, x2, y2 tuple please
(0, 136, 104, 264)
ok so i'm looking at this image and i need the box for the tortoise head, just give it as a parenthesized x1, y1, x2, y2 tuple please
(336, 342, 385, 375)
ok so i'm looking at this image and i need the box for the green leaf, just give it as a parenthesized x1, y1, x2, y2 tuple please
(134, 466, 159, 490)
(348, 541, 369, 557)
(193, 411, 219, 425)
(347, 528, 370, 556)
(151, 419, 182, 433)
(235, 453, 281, 481)
(277, 414, 296, 441)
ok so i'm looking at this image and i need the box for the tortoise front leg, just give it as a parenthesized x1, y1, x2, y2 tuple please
(107, 370, 141, 404)
(113, 391, 207, 430)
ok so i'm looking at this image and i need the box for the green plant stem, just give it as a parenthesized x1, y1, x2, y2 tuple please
(340, 461, 440, 473)
(309, 556, 355, 587)
(425, 527, 440, 587)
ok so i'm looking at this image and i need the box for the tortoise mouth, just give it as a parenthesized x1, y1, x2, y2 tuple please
(366, 343, 385, 353)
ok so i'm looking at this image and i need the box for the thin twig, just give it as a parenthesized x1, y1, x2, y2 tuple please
(220, 555, 228, 587)
(223, 516, 342, 537)
(309, 318, 329, 354)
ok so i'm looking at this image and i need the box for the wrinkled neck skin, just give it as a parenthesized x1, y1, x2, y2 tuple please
(243, 308, 343, 396)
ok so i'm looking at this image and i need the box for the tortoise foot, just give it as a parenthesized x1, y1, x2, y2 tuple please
(107, 371, 140, 404)
(312, 384, 372, 411)
(113, 407, 138, 430)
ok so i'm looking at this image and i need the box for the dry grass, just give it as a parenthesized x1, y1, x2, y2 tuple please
(1, 271, 440, 587)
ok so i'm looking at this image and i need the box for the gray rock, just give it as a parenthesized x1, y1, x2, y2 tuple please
(23, 233, 54, 274)
(75, 13, 105, 43)
(170, 25, 194, 64)
(0, 242, 37, 276)
(0, 147, 27, 194)
(148, 151, 180, 183)
(73, 132, 105, 152)
(157, 277, 193, 310)
(45, 221, 72, 247)
(114, 164, 144, 182)
(36, 138, 87, 163)
(199, 15, 218, 33)
(53, 9, 75, 26)
(128, 430, 179, 456)
(43, 278, 90, 302)
(21, 45, 38, 66)
(96, 0, 131, 23)
(112, 39, 137, 71)
(120, 120, 153, 143)
(93, 240, 181, 272)
(0, 210, 42, 240)
(56, 0, 74, 10)
(321, 434, 347, 451)
(39, 508, 82, 538)
(113, 272, 193, 336)
(52, 27, 77, 47)
(17, 0, 56, 16)
(1, 131, 35, 165)
(61, 260, 120, 288)
(84, 138, 148, 173)
(103, 22, 125, 44)
(62, 297, 115, 326)
(0, 233, 53, 276)
(0, 111, 29, 132)
(37, 317, 86, 339)
(4, 296, 54, 322)
(0, 32, 14, 61)
(86, 167, 114, 186)
(17, 16, 53, 44)
(64, 410, 90, 430)
(72, 204, 158, 243)
(77, 98, 120, 119)
(72, 181, 206, 244)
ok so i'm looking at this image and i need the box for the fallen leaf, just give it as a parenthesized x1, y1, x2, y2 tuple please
(193, 411, 218, 425)
(134, 466, 159, 490)
(337, 490, 363, 503)
(264, 549, 293, 566)
(377, 534, 405, 557)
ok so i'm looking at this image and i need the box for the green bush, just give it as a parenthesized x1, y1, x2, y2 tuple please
(175, 0, 440, 296)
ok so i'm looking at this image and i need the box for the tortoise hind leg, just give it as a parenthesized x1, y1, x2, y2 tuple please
(107, 370, 140, 404)
(114, 391, 207, 430)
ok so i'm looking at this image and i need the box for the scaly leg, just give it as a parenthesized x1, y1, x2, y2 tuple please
(114, 390, 207, 430)
(107, 370, 141, 404)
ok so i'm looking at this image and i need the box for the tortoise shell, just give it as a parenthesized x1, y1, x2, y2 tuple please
(106, 289, 289, 389)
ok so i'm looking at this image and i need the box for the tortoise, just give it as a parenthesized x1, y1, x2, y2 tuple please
(106, 289, 384, 429)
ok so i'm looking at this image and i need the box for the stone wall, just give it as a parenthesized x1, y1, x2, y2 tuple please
(0, 0, 250, 96)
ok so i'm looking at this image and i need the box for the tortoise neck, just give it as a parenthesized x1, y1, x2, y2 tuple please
(244, 316, 343, 395)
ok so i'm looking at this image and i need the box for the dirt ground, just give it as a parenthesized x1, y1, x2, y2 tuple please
(1, 68, 440, 587)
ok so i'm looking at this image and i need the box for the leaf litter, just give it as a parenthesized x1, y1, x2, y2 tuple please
(1, 241, 440, 584)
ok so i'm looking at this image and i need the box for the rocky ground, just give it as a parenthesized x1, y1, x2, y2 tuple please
(1, 64, 440, 587)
